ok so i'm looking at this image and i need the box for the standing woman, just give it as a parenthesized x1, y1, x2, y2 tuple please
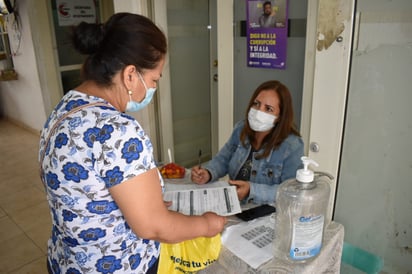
(39, 13, 226, 274)
(191, 80, 304, 204)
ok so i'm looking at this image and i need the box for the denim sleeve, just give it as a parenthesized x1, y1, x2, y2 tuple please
(204, 121, 244, 181)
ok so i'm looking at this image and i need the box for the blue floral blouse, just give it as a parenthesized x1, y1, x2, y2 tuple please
(39, 90, 162, 274)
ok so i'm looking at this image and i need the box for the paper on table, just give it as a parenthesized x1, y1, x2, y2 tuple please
(221, 216, 275, 269)
(165, 178, 229, 191)
(163, 184, 241, 216)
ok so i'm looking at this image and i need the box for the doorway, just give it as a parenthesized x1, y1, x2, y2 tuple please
(154, 0, 218, 167)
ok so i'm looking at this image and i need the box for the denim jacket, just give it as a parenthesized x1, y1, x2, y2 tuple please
(204, 120, 304, 204)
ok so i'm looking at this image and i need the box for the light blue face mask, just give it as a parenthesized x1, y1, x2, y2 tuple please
(126, 73, 157, 112)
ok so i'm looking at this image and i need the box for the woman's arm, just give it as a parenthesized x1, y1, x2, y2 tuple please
(202, 121, 245, 182)
(110, 168, 226, 243)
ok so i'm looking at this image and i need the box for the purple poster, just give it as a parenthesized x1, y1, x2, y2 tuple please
(246, 0, 288, 69)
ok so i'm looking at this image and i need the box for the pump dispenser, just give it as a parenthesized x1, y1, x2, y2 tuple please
(273, 156, 332, 263)
(297, 157, 318, 182)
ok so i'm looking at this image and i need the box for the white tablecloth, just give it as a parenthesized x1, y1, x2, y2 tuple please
(200, 220, 344, 274)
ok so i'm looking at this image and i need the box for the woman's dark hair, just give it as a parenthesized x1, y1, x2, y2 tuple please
(240, 80, 301, 159)
(72, 13, 167, 86)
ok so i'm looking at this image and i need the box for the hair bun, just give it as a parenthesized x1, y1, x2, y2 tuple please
(72, 22, 105, 55)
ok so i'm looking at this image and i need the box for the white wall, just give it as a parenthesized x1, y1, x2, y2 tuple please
(334, 0, 412, 272)
(0, 0, 47, 131)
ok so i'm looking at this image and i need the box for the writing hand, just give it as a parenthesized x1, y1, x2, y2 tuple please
(191, 166, 210, 184)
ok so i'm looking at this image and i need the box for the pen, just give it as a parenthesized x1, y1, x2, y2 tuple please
(224, 188, 231, 213)
(198, 149, 202, 168)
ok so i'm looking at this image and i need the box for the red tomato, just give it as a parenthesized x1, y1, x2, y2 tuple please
(159, 163, 185, 178)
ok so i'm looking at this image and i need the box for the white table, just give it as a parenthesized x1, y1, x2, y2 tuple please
(164, 177, 344, 273)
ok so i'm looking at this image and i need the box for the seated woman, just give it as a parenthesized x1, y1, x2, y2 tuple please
(191, 80, 304, 204)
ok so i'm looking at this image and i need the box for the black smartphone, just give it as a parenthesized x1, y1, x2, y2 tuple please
(235, 204, 276, 221)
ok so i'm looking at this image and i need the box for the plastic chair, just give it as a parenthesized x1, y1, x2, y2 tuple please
(341, 242, 384, 274)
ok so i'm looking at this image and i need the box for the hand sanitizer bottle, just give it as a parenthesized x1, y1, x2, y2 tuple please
(273, 157, 331, 263)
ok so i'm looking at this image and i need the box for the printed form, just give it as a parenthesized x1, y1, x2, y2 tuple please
(163, 182, 241, 216)
(221, 215, 275, 269)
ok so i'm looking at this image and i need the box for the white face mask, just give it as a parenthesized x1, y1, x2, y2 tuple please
(248, 108, 277, 132)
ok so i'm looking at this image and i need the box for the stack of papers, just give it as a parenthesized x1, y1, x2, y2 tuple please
(221, 216, 275, 269)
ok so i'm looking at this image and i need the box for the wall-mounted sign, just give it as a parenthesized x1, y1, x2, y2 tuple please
(246, 0, 288, 69)
(56, 0, 96, 26)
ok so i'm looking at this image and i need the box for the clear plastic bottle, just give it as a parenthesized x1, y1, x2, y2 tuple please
(273, 157, 331, 263)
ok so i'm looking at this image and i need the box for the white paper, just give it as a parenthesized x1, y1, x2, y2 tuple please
(163, 183, 241, 216)
(221, 216, 275, 269)
(164, 177, 229, 191)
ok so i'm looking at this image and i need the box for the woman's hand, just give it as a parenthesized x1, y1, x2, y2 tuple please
(191, 166, 210, 184)
(202, 212, 227, 237)
(229, 180, 250, 200)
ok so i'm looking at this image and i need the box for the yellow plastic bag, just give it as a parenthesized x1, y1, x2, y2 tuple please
(158, 234, 221, 274)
